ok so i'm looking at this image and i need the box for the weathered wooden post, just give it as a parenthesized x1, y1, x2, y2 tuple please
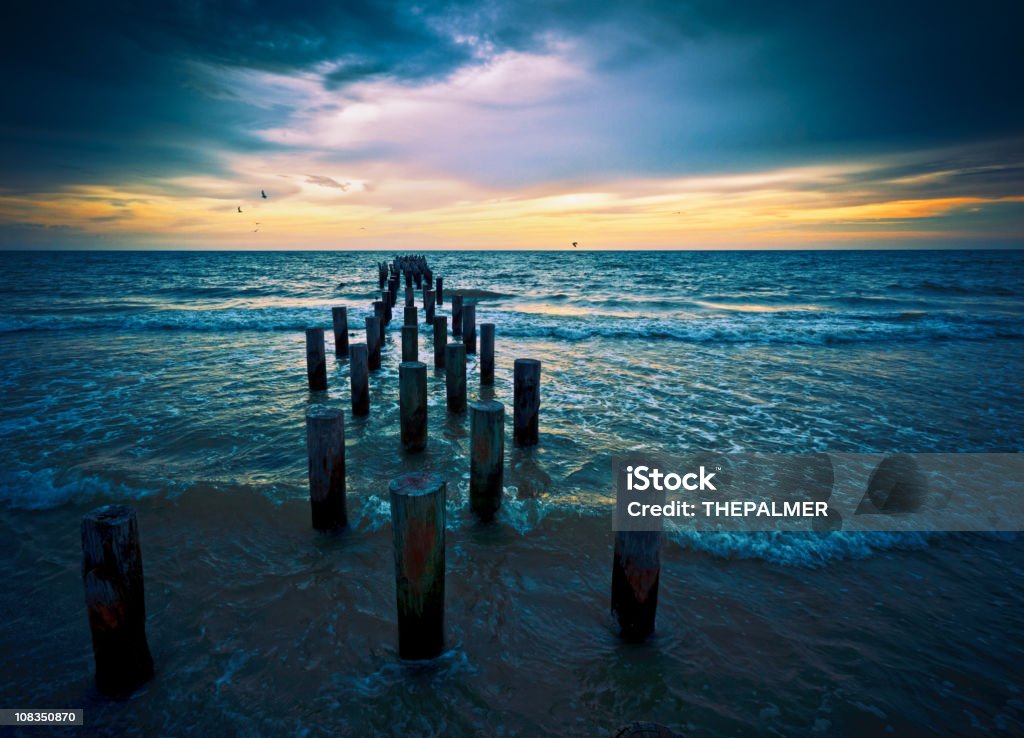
(445, 342, 467, 412)
(306, 406, 347, 530)
(611, 531, 662, 641)
(480, 323, 495, 386)
(401, 324, 418, 362)
(405, 272, 413, 290)
(513, 359, 541, 445)
(381, 290, 392, 324)
(452, 294, 463, 337)
(389, 279, 398, 308)
(389, 472, 446, 660)
(331, 307, 349, 358)
(365, 316, 381, 371)
(424, 288, 435, 325)
(436, 276, 444, 305)
(373, 301, 386, 343)
(306, 327, 328, 391)
(469, 400, 504, 521)
(463, 304, 476, 354)
(81, 505, 154, 695)
(433, 316, 447, 369)
(405, 287, 414, 307)
(399, 361, 428, 452)
(350, 344, 370, 415)
(404, 305, 418, 327)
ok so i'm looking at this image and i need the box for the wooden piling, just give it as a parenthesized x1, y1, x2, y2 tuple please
(463, 304, 476, 354)
(81, 505, 154, 695)
(388, 279, 398, 308)
(381, 290, 392, 324)
(305, 327, 327, 391)
(452, 294, 463, 337)
(433, 316, 447, 369)
(404, 305, 418, 327)
(401, 324, 418, 362)
(469, 400, 504, 521)
(513, 359, 541, 445)
(365, 316, 381, 371)
(480, 323, 495, 386)
(611, 531, 661, 641)
(350, 344, 370, 415)
(331, 308, 349, 358)
(373, 301, 386, 343)
(399, 361, 428, 452)
(424, 288, 435, 325)
(389, 472, 446, 660)
(306, 406, 347, 530)
(445, 342, 467, 413)
(436, 277, 444, 305)
(405, 287, 415, 308)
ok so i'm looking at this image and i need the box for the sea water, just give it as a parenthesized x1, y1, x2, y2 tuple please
(0, 249, 1021, 735)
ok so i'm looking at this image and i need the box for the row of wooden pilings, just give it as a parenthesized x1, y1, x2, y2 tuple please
(78, 256, 659, 701)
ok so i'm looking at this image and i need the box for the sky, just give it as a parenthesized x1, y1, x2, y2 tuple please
(1, 0, 1022, 250)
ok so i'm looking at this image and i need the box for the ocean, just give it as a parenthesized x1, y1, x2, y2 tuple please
(0, 249, 1022, 736)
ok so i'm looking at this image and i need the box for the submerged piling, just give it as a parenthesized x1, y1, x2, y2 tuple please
(399, 361, 428, 452)
(513, 359, 541, 445)
(445, 342, 467, 412)
(350, 344, 370, 415)
(306, 406, 347, 530)
(480, 323, 495, 385)
(389, 472, 446, 660)
(402, 324, 418, 362)
(331, 307, 349, 358)
(611, 531, 661, 641)
(81, 505, 154, 695)
(463, 304, 476, 354)
(306, 327, 327, 391)
(433, 316, 447, 369)
(366, 316, 381, 371)
(469, 400, 504, 521)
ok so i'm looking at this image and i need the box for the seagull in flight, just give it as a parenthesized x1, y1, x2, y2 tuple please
(572, 241, 578, 248)
(237, 206, 243, 213)
(261, 189, 268, 199)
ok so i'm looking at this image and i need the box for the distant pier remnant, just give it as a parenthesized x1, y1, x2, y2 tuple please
(389, 472, 446, 660)
(513, 359, 541, 445)
(81, 505, 154, 695)
(463, 304, 476, 355)
(349, 344, 370, 415)
(399, 361, 428, 452)
(611, 530, 661, 641)
(480, 323, 495, 386)
(331, 307, 349, 358)
(365, 316, 382, 371)
(433, 316, 447, 369)
(401, 324, 418, 362)
(436, 277, 444, 305)
(305, 327, 328, 391)
(452, 294, 464, 337)
(306, 406, 347, 530)
(469, 400, 504, 521)
(445, 342, 467, 412)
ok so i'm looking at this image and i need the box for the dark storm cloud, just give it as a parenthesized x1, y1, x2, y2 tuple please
(1, 0, 1022, 192)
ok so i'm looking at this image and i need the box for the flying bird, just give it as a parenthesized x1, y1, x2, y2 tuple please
(237, 206, 243, 213)
(261, 189, 268, 199)
(572, 241, 578, 248)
